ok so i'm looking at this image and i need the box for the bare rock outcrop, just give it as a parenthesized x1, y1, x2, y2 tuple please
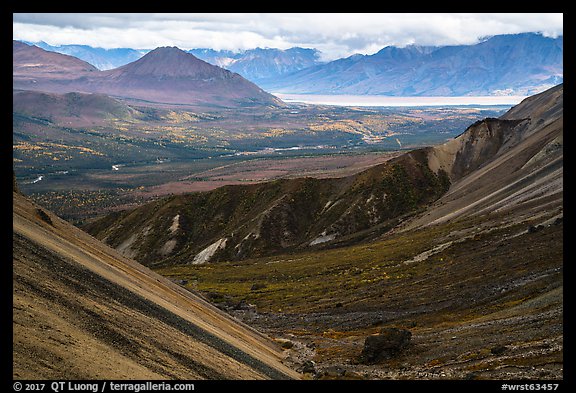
(358, 328, 412, 364)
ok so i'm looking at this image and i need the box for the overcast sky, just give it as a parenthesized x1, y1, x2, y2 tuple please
(13, 13, 563, 61)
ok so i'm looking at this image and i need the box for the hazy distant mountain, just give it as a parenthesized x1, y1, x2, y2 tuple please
(189, 47, 323, 83)
(260, 33, 563, 96)
(23, 33, 562, 97)
(187, 48, 239, 68)
(13, 42, 284, 108)
(13, 41, 98, 80)
(29, 41, 148, 70)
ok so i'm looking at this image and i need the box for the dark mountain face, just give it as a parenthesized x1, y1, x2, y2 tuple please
(13, 42, 284, 109)
(108, 46, 228, 79)
(261, 33, 563, 96)
(94, 47, 284, 107)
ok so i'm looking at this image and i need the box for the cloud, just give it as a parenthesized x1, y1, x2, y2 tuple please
(12, 13, 563, 61)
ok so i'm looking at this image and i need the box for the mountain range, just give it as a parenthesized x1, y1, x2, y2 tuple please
(189, 47, 323, 84)
(27, 41, 323, 84)
(28, 41, 146, 70)
(26, 33, 562, 97)
(13, 41, 283, 109)
(260, 33, 563, 96)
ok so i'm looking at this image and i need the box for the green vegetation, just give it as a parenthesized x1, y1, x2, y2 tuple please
(83, 147, 451, 267)
(157, 214, 562, 320)
(28, 189, 150, 224)
(14, 101, 505, 181)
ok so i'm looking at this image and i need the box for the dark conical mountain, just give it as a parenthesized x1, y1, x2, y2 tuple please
(107, 46, 230, 79)
(92, 46, 284, 107)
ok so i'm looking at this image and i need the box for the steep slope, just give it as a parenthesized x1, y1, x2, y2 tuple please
(13, 188, 300, 379)
(407, 83, 563, 229)
(84, 149, 449, 266)
(13, 42, 284, 109)
(262, 33, 563, 96)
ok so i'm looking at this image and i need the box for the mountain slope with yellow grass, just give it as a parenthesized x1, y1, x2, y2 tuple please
(13, 187, 300, 380)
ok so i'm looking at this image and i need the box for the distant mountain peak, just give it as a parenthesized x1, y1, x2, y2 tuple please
(145, 46, 188, 56)
(118, 45, 223, 79)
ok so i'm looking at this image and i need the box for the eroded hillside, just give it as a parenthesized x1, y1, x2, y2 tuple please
(154, 86, 563, 380)
(83, 148, 450, 266)
(13, 188, 300, 380)
(407, 84, 562, 230)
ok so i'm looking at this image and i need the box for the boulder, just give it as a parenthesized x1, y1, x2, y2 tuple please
(232, 299, 257, 312)
(35, 208, 53, 226)
(358, 327, 411, 364)
(491, 345, 508, 355)
(528, 224, 544, 233)
(300, 360, 316, 374)
(323, 365, 346, 378)
(277, 339, 294, 349)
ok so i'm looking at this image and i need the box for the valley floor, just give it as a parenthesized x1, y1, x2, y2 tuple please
(158, 206, 563, 380)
